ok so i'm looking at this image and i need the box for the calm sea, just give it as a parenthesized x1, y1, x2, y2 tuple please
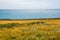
(0, 9, 60, 19)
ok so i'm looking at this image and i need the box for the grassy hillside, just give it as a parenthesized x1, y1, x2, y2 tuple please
(0, 19, 60, 40)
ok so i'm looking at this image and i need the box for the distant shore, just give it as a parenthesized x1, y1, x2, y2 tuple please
(0, 18, 60, 20)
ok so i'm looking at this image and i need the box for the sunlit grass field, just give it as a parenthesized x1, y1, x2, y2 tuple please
(0, 18, 60, 40)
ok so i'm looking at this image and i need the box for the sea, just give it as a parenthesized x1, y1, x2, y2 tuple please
(0, 9, 60, 19)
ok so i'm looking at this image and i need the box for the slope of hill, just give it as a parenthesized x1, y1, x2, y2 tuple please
(0, 18, 60, 40)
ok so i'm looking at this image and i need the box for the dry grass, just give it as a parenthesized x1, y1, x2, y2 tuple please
(0, 19, 60, 40)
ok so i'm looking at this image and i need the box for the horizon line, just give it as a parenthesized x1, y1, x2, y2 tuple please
(0, 9, 60, 10)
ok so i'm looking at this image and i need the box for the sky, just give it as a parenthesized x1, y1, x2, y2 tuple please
(0, 0, 60, 9)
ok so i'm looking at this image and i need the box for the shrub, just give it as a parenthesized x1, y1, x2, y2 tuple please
(0, 23, 21, 28)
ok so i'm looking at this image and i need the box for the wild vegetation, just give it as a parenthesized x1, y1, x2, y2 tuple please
(0, 19, 60, 40)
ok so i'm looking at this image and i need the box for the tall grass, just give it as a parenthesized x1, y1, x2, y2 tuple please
(0, 21, 60, 40)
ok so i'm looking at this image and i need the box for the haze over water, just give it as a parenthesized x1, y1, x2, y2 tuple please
(0, 9, 60, 19)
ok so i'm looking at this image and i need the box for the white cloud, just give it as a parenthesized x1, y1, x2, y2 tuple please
(0, 0, 60, 9)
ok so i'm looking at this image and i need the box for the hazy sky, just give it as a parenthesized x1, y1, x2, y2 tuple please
(0, 0, 60, 9)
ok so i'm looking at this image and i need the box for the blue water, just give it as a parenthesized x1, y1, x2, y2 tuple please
(0, 9, 60, 19)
